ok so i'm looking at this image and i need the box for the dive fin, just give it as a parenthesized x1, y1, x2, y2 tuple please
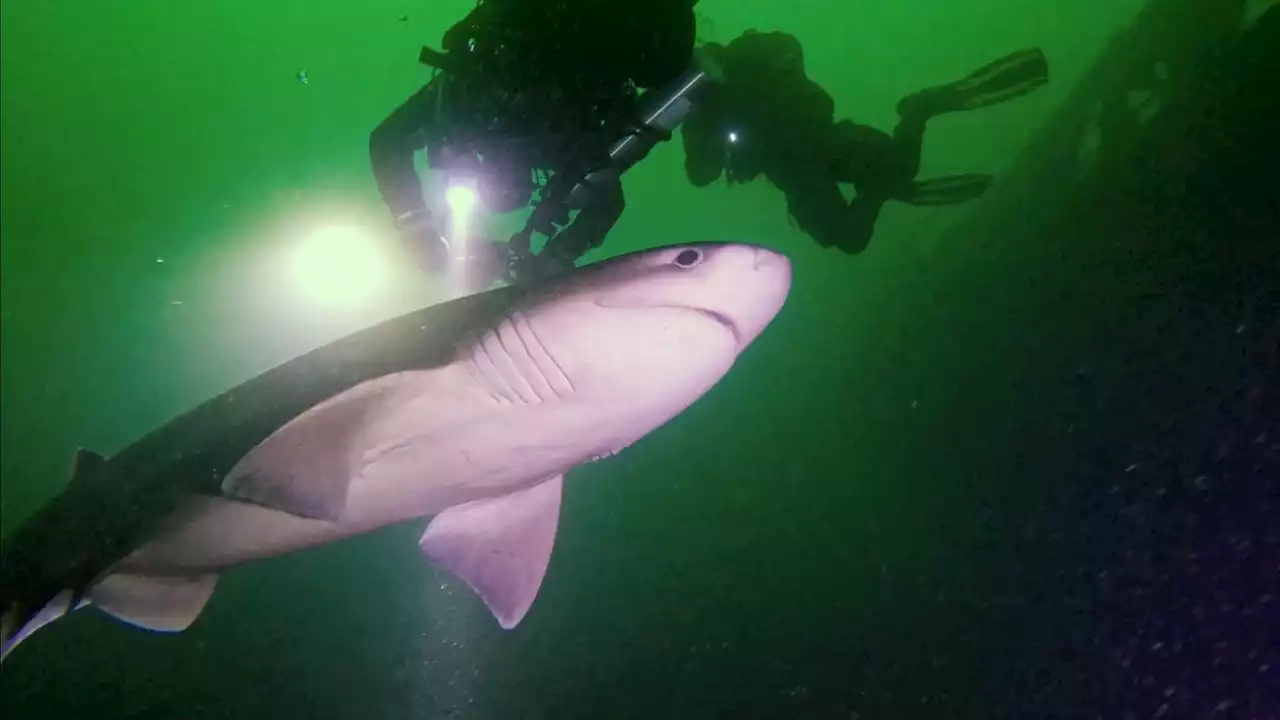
(949, 47, 1049, 110)
(222, 382, 393, 522)
(420, 476, 563, 629)
(88, 572, 218, 633)
(897, 47, 1049, 118)
(70, 448, 108, 486)
(899, 174, 993, 206)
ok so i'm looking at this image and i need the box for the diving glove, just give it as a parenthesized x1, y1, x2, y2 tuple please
(508, 246, 576, 284)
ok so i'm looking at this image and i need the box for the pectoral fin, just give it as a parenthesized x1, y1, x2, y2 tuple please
(221, 382, 393, 521)
(420, 476, 563, 629)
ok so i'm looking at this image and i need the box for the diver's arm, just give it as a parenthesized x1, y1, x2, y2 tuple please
(542, 178, 626, 265)
(838, 196, 881, 255)
(369, 84, 438, 222)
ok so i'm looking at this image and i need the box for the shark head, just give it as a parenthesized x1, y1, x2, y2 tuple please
(491, 242, 791, 433)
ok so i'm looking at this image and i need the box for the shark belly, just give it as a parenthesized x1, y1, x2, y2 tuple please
(116, 353, 614, 576)
(335, 315, 633, 527)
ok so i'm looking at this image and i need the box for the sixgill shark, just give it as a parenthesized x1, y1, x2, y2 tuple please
(0, 242, 791, 660)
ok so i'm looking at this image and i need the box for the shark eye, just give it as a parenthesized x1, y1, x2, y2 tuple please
(673, 248, 704, 269)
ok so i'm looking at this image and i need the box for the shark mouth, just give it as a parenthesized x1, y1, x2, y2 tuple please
(686, 308, 741, 345)
(593, 301, 742, 345)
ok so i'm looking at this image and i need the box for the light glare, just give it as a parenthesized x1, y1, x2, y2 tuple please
(291, 225, 388, 309)
(446, 184, 477, 216)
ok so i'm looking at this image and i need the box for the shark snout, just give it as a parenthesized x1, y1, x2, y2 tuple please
(581, 243, 792, 352)
(715, 245, 792, 348)
(752, 246, 784, 272)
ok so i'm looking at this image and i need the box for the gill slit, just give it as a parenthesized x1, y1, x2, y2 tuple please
(508, 317, 547, 403)
(493, 317, 539, 403)
(513, 311, 575, 396)
(466, 313, 576, 406)
(470, 334, 511, 405)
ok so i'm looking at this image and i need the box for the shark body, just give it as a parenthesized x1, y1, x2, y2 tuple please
(0, 242, 791, 660)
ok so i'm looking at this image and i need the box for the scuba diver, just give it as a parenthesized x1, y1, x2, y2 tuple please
(369, 0, 698, 285)
(681, 31, 1050, 255)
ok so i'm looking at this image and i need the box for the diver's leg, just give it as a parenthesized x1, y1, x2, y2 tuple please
(830, 119, 923, 202)
(896, 47, 1049, 119)
(774, 171, 881, 255)
(842, 196, 884, 254)
(828, 118, 989, 208)
(889, 115, 927, 182)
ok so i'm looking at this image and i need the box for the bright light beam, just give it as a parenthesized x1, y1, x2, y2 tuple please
(444, 179, 479, 298)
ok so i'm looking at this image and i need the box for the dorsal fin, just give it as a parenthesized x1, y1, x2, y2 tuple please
(70, 448, 107, 485)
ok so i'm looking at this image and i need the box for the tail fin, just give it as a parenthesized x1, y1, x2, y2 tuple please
(0, 590, 82, 662)
(0, 572, 217, 662)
